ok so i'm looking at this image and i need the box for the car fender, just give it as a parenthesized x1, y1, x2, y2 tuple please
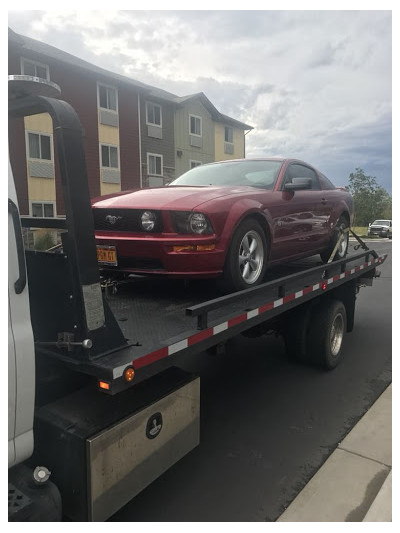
(210, 198, 273, 261)
(327, 198, 353, 232)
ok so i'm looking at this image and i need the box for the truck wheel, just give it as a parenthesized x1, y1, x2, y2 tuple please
(308, 299, 347, 370)
(221, 219, 268, 292)
(321, 216, 349, 262)
(283, 304, 313, 364)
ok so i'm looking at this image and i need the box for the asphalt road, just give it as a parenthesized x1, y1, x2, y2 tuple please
(110, 240, 392, 522)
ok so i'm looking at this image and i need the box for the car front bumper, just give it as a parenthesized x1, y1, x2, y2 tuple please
(367, 228, 390, 236)
(95, 232, 226, 278)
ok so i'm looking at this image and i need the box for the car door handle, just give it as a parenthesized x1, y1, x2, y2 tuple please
(321, 197, 327, 205)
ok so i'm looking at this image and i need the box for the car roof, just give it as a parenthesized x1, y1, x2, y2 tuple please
(198, 158, 301, 167)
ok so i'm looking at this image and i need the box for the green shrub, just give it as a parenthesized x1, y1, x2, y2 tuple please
(34, 230, 56, 251)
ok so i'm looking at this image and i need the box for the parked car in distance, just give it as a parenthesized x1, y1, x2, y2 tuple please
(367, 219, 392, 239)
(93, 158, 354, 292)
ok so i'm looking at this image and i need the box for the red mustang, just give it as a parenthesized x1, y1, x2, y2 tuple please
(93, 158, 354, 291)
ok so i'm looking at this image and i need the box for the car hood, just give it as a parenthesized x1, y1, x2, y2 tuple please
(92, 185, 266, 211)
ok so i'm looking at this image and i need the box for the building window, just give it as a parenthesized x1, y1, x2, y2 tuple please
(31, 202, 55, 218)
(28, 132, 51, 160)
(21, 58, 49, 80)
(98, 84, 118, 112)
(189, 115, 202, 137)
(101, 144, 119, 169)
(190, 161, 202, 169)
(146, 102, 162, 127)
(225, 126, 233, 144)
(148, 153, 163, 176)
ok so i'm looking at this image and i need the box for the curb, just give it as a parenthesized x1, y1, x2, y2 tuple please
(277, 384, 392, 522)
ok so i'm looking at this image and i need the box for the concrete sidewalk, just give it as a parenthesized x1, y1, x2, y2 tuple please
(277, 384, 392, 522)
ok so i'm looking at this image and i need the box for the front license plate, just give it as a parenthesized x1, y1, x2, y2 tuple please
(97, 245, 117, 266)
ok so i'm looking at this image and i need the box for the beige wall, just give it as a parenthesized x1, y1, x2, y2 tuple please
(214, 123, 245, 161)
(24, 113, 56, 212)
(98, 122, 121, 196)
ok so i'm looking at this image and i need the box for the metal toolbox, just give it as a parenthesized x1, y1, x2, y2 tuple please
(32, 367, 200, 521)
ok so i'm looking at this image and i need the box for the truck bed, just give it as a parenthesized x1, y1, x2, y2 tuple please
(37, 250, 387, 393)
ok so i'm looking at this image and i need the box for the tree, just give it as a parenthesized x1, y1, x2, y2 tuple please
(346, 168, 392, 226)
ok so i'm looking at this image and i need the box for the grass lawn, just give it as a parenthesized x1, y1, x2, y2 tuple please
(351, 226, 368, 237)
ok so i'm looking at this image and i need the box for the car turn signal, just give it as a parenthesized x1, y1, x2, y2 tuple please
(173, 244, 215, 253)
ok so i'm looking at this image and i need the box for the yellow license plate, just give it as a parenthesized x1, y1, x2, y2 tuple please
(96, 246, 117, 266)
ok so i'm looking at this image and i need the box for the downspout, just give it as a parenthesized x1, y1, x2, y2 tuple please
(244, 129, 251, 158)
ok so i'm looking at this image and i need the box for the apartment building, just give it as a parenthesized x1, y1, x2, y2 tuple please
(8, 28, 253, 217)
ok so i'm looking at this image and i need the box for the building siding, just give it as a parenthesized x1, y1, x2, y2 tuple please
(215, 122, 246, 161)
(174, 100, 215, 178)
(8, 43, 142, 213)
(118, 85, 141, 190)
(140, 97, 175, 187)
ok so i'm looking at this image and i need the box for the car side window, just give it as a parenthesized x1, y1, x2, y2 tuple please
(283, 164, 321, 190)
(319, 173, 336, 190)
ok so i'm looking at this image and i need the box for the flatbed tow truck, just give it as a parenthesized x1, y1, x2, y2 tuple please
(8, 76, 387, 521)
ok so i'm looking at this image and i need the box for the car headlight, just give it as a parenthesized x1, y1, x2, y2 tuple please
(141, 211, 157, 231)
(171, 211, 213, 234)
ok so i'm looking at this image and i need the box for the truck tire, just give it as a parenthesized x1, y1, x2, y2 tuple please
(220, 219, 268, 292)
(283, 304, 313, 364)
(308, 299, 347, 370)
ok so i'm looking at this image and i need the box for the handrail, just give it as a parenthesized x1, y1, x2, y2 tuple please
(186, 250, 380, 329)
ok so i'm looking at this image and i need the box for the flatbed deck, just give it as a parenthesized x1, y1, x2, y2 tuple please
(37, 249, 386, 393)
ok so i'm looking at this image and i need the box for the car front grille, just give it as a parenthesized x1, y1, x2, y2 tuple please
(93, 208, 163, 233)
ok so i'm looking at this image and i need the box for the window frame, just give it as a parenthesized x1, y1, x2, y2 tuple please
(146, 101, 162, 128)
(224, 126, 234, 144)
(189, 114, 202, 137)
(100, 143, 120, 170)
(97, 82, 118, 113)
(21, 57, 50, 80)
(147, 153, 163, 177)
(30, 200, 56, 218)
(25, 130, 53, 162)
(282, 163, 321, 191)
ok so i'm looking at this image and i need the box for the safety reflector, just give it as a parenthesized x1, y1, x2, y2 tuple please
(99, 381, 110, 390)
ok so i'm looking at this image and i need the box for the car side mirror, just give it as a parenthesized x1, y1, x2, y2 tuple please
(368, 223, 371, 227)
(284, 177, 312, 191)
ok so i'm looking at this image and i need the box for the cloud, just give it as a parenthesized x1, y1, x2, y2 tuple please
(8, 9, 392, 191)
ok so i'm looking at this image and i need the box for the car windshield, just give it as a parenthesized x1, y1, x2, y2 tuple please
(373, 220, 390, 226)
(169, 160, 283, 189)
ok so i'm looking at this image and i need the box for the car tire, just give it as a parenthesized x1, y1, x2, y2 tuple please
(320, 215, 349, 263)
(221, 219, 268, 292)
(308, 299, 347, 370)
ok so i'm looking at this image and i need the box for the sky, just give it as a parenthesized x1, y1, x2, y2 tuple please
(7, 7, 393, 192)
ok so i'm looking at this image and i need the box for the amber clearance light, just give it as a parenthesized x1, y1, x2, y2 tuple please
(124, 366, 135, 382)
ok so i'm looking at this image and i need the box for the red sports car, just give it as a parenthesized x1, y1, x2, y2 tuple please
(93, 158, 354, 291)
